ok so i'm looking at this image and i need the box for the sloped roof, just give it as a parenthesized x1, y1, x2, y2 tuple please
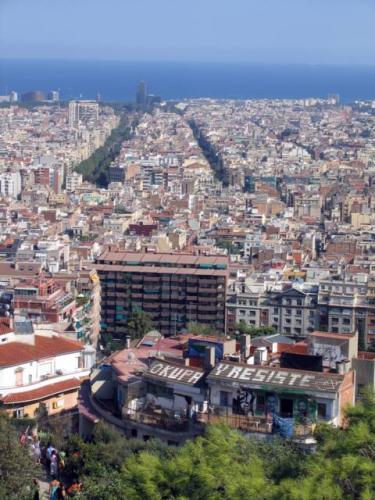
(1, 377, 82, 404)
(0, 335, 83, 368)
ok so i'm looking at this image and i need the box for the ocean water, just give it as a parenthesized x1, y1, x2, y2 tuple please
(1, 59, 375, 102)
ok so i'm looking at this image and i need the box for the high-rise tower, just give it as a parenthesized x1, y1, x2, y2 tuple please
(136, 81, 148, 106)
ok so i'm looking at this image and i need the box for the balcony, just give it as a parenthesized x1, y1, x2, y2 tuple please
(197, 412, 272, 434)
(196, 412, 314, 438)
(199, 288, 218, 294)
(85, 392, 203, 443)
(198, 305, 217, 312)
(123, 408, 193, 432)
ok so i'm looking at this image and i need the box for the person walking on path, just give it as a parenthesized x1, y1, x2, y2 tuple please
(50, 451, 59, 479)
(49, 478, 60, 500)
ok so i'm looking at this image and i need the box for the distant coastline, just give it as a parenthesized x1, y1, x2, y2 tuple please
(1, 59, 375, 102)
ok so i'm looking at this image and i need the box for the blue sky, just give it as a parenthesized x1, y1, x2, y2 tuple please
(1, 0, 374, 64)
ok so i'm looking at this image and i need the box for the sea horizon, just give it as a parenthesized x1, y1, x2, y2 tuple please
(1, 58, 375, 102)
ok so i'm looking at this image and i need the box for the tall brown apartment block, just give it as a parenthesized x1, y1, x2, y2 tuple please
(95, 251, 229, 337)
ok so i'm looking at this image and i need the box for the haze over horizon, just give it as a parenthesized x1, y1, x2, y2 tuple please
(1, 0, 375, 65)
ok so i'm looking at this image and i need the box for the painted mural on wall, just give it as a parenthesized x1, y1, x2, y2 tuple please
(232, 387, 256, 416)
(294, 397, 317, 424)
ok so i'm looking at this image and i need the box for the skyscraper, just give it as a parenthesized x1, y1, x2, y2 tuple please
(48, 90, 60, 102)
(136, 81, 148, 106)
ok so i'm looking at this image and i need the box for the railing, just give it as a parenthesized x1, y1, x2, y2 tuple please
(196, 412, 314, 437)
(123, 408, 191, 432)
(196, 412, 273, 434)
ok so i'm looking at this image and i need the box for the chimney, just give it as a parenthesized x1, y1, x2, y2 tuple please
(336, 361, 345, 375)
(240, 334, 251, 360)
(204, 346, 215, 371)
(125, 335, 131, 349)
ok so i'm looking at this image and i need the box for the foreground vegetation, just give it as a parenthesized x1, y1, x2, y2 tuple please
(2, 391, 373, 499)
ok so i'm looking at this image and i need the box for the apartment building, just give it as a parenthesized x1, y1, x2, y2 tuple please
(68, 100, 99, 128)
(66, 172, 83, 192)
(0, 171, 22, 198)
(13, 278, 76, 324)
(0, 320, 94, 418)
(269, 286, 319, 337)
(95, 251, 229, 337)
(318, 278, 368, 345)
(226, 281, 266, 334)
(227, 281, 319, 338)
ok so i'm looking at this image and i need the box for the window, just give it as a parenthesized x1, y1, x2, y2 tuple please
(317, 403, 327, 418)
(296, 299, 303, 306)
(220, 391, 230, 407)
(331, 317, 339, 323)
(15, 368, 23, 387)
(249, 310, 256, 316)
(296, 309, 302, 316)
(239, 310, 246, 315)
(256, 394, 265, 411)
(286, 309, 292, 315)
(280, 398, 293, 417)
(343, 318, 351, 325)
(13, 408, 24, 418)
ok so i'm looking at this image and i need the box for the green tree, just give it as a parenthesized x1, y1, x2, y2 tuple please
(126, 310, 152, 339)
(0, 412, 40, 500)
(215, 238, 240, 255)
(75, 111, 138, 187)
(25, 391, 375, 500)
(279, 390, 375, 500)
(235, 321, 275, 337)
(120, 425, 273, 500)
(187, 322, 214, 336)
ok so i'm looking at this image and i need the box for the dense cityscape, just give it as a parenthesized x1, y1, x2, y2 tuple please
(0, 85, 374, 497)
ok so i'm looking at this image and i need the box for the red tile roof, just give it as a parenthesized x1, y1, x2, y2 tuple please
(0, 335, 83, 368)
(1, 377, 82, 404)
